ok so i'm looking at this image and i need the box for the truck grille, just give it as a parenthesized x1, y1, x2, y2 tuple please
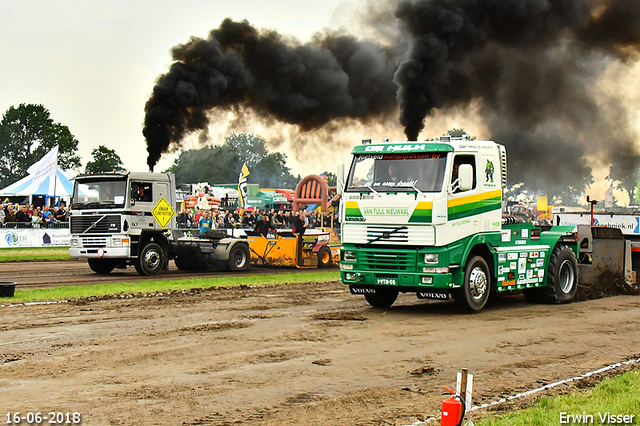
(80, 237, 108, 248)
(71, 215, 121, 234)
(342, 224, 435, 245)
(361, 251, 414, 271)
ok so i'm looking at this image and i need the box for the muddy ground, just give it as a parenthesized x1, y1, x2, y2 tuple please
(0, 278, 639, 425)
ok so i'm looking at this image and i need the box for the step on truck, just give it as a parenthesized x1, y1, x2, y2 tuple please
(69, 172, 250, 276)
(338, 136, 580, 311)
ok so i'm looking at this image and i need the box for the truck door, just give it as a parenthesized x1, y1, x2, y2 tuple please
(449, 154, 480, 234)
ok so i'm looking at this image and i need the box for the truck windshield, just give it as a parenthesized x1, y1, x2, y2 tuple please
(346, 153, 447, 193)
(72, 178, 127, 209)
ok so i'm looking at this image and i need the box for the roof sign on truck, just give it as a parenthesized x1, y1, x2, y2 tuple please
(152, 196, 176, 228)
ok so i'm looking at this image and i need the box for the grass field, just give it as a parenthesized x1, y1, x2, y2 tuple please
(477, 369, 640, 425)
(0, 270, 339, 304)
(0, 247, 71, 262)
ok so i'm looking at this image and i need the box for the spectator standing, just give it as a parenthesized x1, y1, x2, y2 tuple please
(32, 208, 43, 228)
(3, 204, 16, 224)
(198, 210, 213, 234)
(55, 204, 67, 222)
(16, 205, 30, 224)
(42, 205, 55, 227)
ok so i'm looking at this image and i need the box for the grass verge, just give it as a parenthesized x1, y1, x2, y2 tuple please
(0, 247, 71, 262)
(477, 369, 640, 425)
(1, 270, 340, 304)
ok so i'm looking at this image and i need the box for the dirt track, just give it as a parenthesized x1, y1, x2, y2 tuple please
(0, 276, 639, 426)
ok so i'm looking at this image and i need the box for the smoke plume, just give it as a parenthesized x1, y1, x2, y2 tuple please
(143, 19, 396, 170)
(144, 0, 640, 197)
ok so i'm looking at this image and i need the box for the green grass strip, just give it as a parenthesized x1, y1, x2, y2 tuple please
(477, 369, 640, 426)
(1, 270, 340, 304)
(0, 247, 71, 262)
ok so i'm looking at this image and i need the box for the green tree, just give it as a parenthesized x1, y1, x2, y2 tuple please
(606, 160, 640, 206)
(84, 145, 126, 174)
(166, 133, 298, 188)
(447, 128, 476, 140)
(0, 104, 81, 187)
(320, 171, 337, 186)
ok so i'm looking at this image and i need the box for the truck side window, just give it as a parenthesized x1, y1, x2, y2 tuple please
(451, 155, 476, 192)
(132, 182, 153, 202)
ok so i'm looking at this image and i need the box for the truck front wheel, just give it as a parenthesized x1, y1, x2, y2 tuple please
(135, 243, 165, 276)
(364, 287, 398, 308)
(88, 258, 116, 275)
(456, 255, 491, 311)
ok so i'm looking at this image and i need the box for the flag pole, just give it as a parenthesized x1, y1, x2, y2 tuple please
(53, 168, 58, 207)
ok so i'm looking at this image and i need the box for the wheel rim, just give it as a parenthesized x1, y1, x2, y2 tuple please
(558, 259, 575, 294)
(468, 266, 488, 301)
(321, 250, 330, 264)
(144, 249, 161, 270)
(233, 250, 247, 268)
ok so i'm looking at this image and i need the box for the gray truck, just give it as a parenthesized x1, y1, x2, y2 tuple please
(69, 172, 250, 276)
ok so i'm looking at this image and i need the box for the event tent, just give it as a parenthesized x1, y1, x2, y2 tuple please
(0, 167, 79, 203)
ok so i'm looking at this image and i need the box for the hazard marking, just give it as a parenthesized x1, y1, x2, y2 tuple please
(151, 196, 176, 229)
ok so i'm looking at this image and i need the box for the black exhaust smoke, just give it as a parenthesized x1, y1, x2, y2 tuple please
(143, 19, 396, 171)
(144, 1, 640, 196)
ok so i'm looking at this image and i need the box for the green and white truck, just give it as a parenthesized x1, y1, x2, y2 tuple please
(338, 136, 580, 311)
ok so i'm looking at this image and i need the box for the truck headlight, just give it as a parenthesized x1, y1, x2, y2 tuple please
(343, 251, 356, 261)
(424, 253, 439, 263)
(70, 238, 78, 247)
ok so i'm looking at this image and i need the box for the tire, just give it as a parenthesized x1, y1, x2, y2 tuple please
(228, 243, 250, 272)
(364, 287, 399, 308)
(456, 255, 491, 311)
(88, 258, 116, 274)
(317, 246, 332, 268)
(174, 256, 187, 271)
(136, 243, 165, 276)
(537, 244, 578, 304)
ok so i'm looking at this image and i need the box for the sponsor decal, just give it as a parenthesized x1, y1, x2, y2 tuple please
(498, 253, 507, 263)
(362, 207, 410, 216)
(536, 259, 545, 267)
(502, 279, 516, 287)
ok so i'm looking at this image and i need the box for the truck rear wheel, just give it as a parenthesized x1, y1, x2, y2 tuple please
(228, 244, 250, 272)
(364, 287, 398, 308)
(456, 255, 491, 311)
(88, 258, 116, 275)
(317, 246, 332, 268)
(135, 243, 165, 276)
(525, 244, 578, 304)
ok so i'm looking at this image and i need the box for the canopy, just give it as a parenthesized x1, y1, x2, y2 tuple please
(0, 167, 78, 198)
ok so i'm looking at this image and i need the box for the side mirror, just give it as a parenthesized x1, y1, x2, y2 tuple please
(458, 164, 474, 191)
(337, 163, 345, 196)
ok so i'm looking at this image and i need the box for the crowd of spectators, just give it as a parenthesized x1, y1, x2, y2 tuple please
(1, 201, 70, 228)
(176, 206, 339, 233)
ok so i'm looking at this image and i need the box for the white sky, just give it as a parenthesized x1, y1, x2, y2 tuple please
(0, 0, 357, 176)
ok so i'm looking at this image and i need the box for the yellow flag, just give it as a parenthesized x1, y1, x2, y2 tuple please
(241, 163, 250, 179)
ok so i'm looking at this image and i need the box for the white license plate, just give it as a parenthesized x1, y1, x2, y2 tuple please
(376, 277, 397, 285)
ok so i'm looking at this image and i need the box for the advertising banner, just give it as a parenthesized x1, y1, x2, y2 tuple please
(0, 228, 70, 248)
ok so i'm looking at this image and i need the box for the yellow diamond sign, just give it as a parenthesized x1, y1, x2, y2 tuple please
(152, 196, 176, 229)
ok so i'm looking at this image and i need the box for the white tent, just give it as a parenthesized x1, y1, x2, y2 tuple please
(0, 167, 78, 201)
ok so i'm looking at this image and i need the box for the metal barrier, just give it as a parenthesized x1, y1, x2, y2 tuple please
(3, 222, 69, 229)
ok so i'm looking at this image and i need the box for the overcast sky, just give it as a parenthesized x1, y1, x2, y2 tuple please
(0, 0, 354, 175)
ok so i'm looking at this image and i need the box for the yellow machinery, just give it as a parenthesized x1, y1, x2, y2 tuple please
(245, 230, 339, 268)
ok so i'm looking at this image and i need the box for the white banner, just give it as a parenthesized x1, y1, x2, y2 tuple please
(27, 145, 59, 188)
(0, 228, 70, 248)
